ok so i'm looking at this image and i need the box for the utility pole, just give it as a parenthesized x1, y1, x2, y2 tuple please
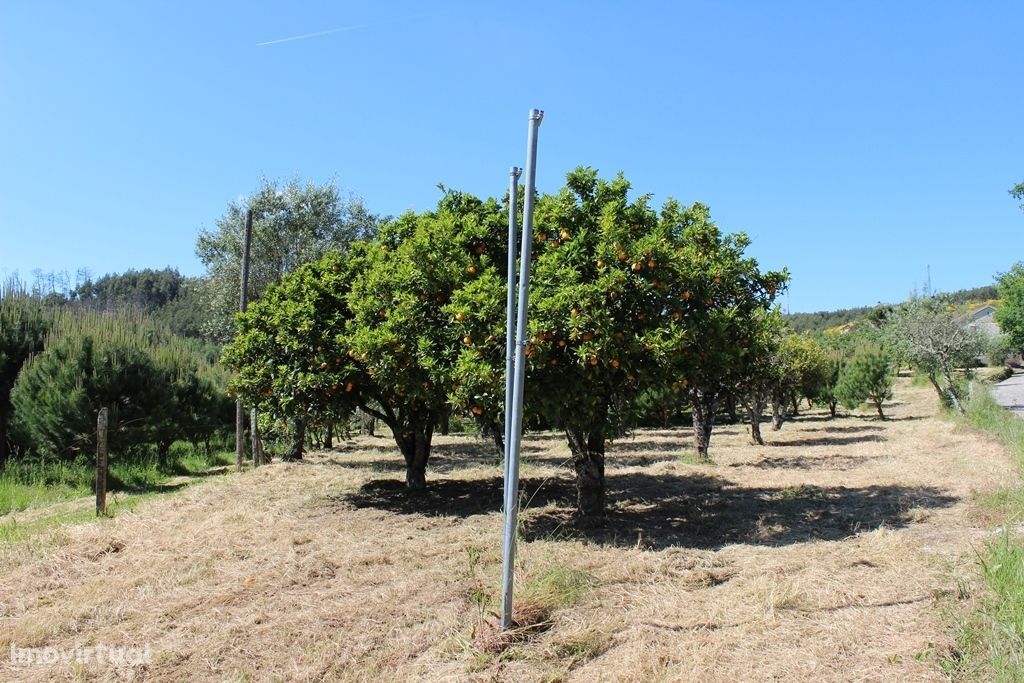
(236, 208, 253, 472)
(500, 108, 543, 630)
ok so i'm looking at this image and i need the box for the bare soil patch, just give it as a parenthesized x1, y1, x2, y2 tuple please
(0, 380, 1016, 681)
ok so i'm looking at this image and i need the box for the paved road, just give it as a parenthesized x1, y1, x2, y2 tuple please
(991, 369, 1024, 417)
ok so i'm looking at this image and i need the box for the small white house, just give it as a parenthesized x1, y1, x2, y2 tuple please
(965, 304, 1000, 337)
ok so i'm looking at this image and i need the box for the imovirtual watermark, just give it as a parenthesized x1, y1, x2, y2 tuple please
(9, 642, 151, 667)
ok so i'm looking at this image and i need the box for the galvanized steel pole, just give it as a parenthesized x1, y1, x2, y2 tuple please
(503, 166, 521, 484)
(500, 108, 543, 630)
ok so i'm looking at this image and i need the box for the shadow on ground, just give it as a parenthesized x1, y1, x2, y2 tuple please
(338, 472, 956, 551)
(803, 424, 884, 434)
(728, 453, 887, 471)
(767, 434, 886, 448)
(319, 434, 689, 474)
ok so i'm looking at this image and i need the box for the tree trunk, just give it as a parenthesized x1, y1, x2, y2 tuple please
(323, 423, 333, 450)
(656, 404, 670, 429)
(492, 424, 504, 459)
(790, 395, 799, 416)
(395, 422, 433, 491)
(285, 417, 305, 461)
(770, 395, 785, 431)
(566, 427, 605, 518)
(725, 396, 738, 424)
(747, 405, 764, 446)
(941, 370, 965, 414)
(439, 407, 450, 436)
(157, 440, 173, 470)
(359, 409, 376, 437)
(872, 399, 885, 419)
(828, 399, 837, 418)
(691, 389, 717, 459)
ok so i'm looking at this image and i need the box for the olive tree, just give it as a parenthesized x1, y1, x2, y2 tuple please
(882, 296, 983, 413)
(196, 178, 377, 343)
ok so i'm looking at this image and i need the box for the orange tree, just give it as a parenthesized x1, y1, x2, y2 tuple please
(222, 251, 366, 460)
(452, 168, 786, 517)
(732, 308, 785, 446)
(344, 191, 505, 487)
(655, 201, 787, 459)
(225, 191, 506, 486)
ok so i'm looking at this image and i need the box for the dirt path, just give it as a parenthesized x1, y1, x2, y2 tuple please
(0, 380, 1015, 681)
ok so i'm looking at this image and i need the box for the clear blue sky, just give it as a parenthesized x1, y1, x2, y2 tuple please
(2, 1, 1022, 312)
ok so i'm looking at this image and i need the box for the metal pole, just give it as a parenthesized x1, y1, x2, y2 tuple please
(500, 108, 543, 630)
(236, 208, 253, 472)
(503, 166, 522, 484)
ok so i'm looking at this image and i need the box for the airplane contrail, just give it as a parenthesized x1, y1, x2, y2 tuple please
(256, 15, 424, 47)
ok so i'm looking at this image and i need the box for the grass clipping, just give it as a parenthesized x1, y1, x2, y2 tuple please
(474, 566, 595, 653)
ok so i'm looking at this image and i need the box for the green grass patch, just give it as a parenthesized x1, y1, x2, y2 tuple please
(677, 451, 714, 466)
(523, 566, 596, 613)
(0, 460, 92, 515)
(0, 491, 153, 545)
(0, 442, 234, 517)
(945, 388, 1024, 680)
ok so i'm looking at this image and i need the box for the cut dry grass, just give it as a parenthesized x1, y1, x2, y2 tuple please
(0, 378, 1017, 681)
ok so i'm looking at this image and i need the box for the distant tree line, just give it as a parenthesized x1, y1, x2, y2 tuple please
(785, 285, 999, 334)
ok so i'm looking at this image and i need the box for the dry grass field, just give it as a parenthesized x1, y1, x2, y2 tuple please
(0, 379, 1017, 682)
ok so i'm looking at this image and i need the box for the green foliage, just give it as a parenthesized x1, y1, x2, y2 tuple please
(0, 441, 232, 516)
(452, 170, 680, 443)
(9, 311, 230, 462)
(196, 177, 378, 343)
(0, 287, 54, 462)
(1011, 180, 1024, 211)
(835, 350, 893, 418)
(226, 170, 787, 510)
(996, 262, 1024, 352)
(73, 267, 206, 339)
(450, 168, 785, 511)
(777, 333, 830, 403)
(810, 334, 846, 415)
(785, 305, 876, 334)
(225, 191, 502, 481)
(222, 251, 365, 444)
(74, 267, 184, 310)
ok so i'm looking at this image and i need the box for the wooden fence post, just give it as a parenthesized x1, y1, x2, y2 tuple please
(96, 407, 109, 516)
(236, 208, 253, 471)
(250, 407, 263, 467)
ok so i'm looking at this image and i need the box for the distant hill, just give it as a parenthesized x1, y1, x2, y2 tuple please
(785, 285, 999, 334)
